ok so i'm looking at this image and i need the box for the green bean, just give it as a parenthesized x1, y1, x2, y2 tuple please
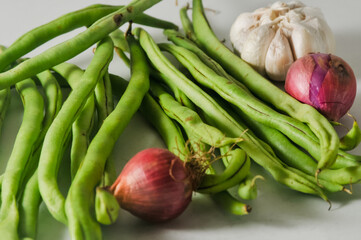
(150, 81, 242, 148)
(197, 154, 250, 194)
(19, 70, 63, 185)
(191, 0, 339, 174)
(18, 69, 63, 239)
(94, 73, 114, 130)
(179, 4, 202, 47)
(0, 46, 11, 138)
(200, 148, 248, 188)
(340, 115, 361, 151)
(237, 174, 264, 200)
(51, 62, 98, 180)
(0, 78, 44, 240)
(94, 72, 117, 186)
(18, 170, 41, 240)
(110, 74, 188, 159)
(136, 27, 328, 201)
(163, 29, 252, 94)
(0, 88, 11, 136)
(38, 37, 113, 225)
(65, 33, 149, 240)
(71, 95, 96, 179)
(0, 5, 122, 72)
(130, 12, 178, 30)
(94, 187, 120, 225)
(211, 191, 251, 216)
(0, 0, 161, 90)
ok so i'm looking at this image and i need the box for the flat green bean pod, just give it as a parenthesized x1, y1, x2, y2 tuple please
(0, 0, 161, 90)
(0, 78, 44, 239)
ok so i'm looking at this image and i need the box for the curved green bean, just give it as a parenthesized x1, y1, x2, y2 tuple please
(340, 115, 361, 151)
(18, 70, 63, 239)
(0, 0, 161, 90)
(200, 148, 248, 188)
(191, 0, 339, 174)
(38, 37, 114, 225)
(0, 78, 44, 240)
(65, 33, 149, 240)
(197, 155, 250, 194)
(179, 4, 202, 47)
(0, 4, 122, 72)
(211, 191, 251, 216)
(51, 62, 97, 180)
(237, 174, 264, 200)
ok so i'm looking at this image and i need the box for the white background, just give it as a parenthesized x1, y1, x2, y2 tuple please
(0, 1, 361, 240)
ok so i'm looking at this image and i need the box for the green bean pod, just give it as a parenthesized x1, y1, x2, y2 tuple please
(211, 191, 251, 216)
(65, 33, 149, 240)
(200, 148, 249, 188)
(340, 115, 361, 151)
(51, 62, 98, 180)
(18, 170, 41, 240)
(0, 5, 121, 72)
(0, 46, 11, 138)
(110, 74, 188, 159)
(150, 81, 242, 148)
(38, 37, 114, 225)
(179, 4, 202, 47)
(237, 174, 264, 200)
(197, 154, 250, 194)
(0, 78, 44, 240)
(0, 88, 11, 136)
(136, 27, 328, 201)
(191, 0, 339, 173)
(18, 69, 63, 239)
(0, 0, 162, 90)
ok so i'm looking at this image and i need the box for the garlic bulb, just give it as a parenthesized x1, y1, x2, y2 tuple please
(230, 1, 335, 81)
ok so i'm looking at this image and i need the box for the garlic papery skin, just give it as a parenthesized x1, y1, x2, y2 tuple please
(230, 1, 335, 81)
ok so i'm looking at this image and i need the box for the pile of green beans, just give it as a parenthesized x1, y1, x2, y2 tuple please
(0, 0, 360, 239)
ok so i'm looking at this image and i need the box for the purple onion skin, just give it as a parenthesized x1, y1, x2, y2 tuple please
(285, 53, 357, 121)
(110, 148, 192, 223)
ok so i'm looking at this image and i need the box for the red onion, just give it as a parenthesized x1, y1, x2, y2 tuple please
(285, 53, 356, 121)
(109, 148, 193, 222)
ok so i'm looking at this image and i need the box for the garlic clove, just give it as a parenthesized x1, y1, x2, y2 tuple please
(265, 28, 294, 81)
(230, 12, 260, 55)
(306, 17, 336, 53)
(289, 21, 327, 59)
(241, 23, 276, 76)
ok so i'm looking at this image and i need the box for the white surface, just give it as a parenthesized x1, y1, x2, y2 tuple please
(1, 1, 361, 240)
